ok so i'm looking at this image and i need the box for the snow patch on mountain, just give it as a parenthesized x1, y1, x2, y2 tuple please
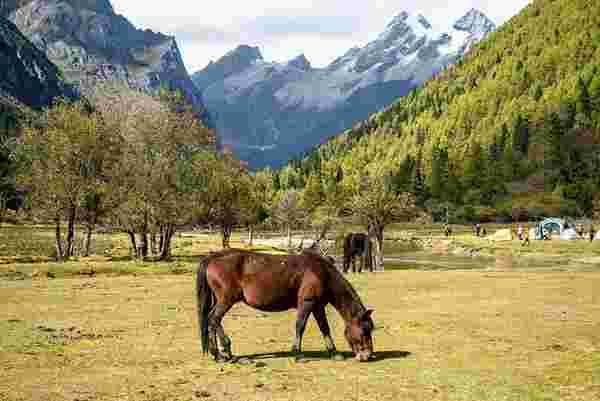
(192, 9, 496, 168)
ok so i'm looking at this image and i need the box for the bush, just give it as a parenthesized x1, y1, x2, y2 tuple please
(559, 201, 583, 218)
(451, 205, 477, 224)
(473, 206, 497, 223)
(526, 207, 547, 220)
(495, 206, 513, 223)
(463, 189, 483, 205)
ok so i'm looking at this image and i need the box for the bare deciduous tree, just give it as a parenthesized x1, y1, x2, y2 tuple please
(345, 174, 419, 271)
(272, 189, 309, 249)
(18, 98, 121, 260)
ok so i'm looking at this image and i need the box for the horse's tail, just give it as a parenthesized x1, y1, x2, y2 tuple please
(196, 255, 215, 355)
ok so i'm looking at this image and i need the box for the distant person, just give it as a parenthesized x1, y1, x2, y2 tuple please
(517, 224, 523, 241)
(444, 224, 452, 237)
(475, 223, 481, 237)
(482, 227, 487, 237)
(543, 229, 551, 240)
(522, 230, 530, 246)
(590, 225, 595, 242)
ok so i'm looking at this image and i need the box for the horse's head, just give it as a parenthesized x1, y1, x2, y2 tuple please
(345, 309, 374, 362)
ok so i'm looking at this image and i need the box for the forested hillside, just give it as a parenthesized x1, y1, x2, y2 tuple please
(276, 0, 600, 222)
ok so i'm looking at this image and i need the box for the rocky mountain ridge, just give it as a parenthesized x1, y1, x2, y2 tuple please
(192, 9, 496, 168)
(1, 0, 210, 124)
(0, 15, 71, 109)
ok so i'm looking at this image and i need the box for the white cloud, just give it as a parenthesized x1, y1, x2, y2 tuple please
(110, 0, 532, 73)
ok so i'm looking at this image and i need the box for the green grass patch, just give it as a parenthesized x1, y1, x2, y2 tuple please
(0, 320, 66, 354)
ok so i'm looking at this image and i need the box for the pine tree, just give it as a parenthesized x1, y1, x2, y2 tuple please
(273, 173, 281, 192)
(462, 141, 485, 189)
(512, 114, 529, 158)
(430, 143, 442, 199)
(575, 76, 592, 116)
(543, 111, 563, 173)
(430, 143, 449, 201)
(390, 155, 415, 193)
(413, 148, 426, 206)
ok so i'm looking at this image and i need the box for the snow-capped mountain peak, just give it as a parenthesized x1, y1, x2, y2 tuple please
(453, 8, 496, 36)
(417, 14, 433, 30)
(325, 10, 496, 75)
(192, 9, 496, 168)
(378, 11, 432, 43)
(287, 54, 311, 71)
(450, 9, 496, 52)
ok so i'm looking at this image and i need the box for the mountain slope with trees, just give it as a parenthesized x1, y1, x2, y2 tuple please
(279, 0, 600, 221)
(192, 10, 495, 169)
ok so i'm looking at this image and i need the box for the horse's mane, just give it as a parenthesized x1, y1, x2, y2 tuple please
(304, 251, 366, 316)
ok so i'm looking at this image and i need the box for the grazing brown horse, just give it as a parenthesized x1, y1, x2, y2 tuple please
(196, 249, 375, 362)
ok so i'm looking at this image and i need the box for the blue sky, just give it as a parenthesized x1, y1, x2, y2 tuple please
(111, 0, 532, 73)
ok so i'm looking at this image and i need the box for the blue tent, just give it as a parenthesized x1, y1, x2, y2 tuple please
(534, 218, 568, 240)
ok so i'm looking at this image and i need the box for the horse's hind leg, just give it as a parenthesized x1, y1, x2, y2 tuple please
(209, 303, 233, 362)
(292, 299, 316, 361)
(313, 306, 336, 357)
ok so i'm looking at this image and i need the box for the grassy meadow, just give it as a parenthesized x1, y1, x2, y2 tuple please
(1, 224, 600, 401)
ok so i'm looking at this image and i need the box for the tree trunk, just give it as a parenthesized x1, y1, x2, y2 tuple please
(65, 205, 76, 259)
(0, 194, 7, 226)
(126, 230, 138, 258)
(248, 225, 254, 247)
(55, 215, 64, 262)
(372, 224, 385, 272)
(314, 222, 330, 247)
(222, 222, 231, 248)
(150, 231, 157, 255)
(139, 210, 148, 258)
(139, 233, 148, 259)
(159, 224, 175, 260)
(83, 213, 97, 257)
(158, 225, 165, 255)
(84, 224, 93, 257)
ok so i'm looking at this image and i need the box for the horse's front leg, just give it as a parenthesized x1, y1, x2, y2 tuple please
(292, 299, 315, 361)
(313, 306, 337, 357)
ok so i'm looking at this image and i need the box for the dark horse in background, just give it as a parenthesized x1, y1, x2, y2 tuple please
(343, 233, 374, 273)
(196, 249, 375, 362)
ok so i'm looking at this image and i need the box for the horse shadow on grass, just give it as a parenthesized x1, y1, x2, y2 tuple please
(237, 349, 411, 362)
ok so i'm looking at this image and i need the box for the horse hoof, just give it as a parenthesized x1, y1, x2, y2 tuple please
(294, 354, 307, 363)
(215, 354, 232, 363)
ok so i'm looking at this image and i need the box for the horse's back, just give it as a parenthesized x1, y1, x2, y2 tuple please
(203, 249, 334, 311)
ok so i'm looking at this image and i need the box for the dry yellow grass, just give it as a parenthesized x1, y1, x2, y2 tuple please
(1, 270, 599, 401)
